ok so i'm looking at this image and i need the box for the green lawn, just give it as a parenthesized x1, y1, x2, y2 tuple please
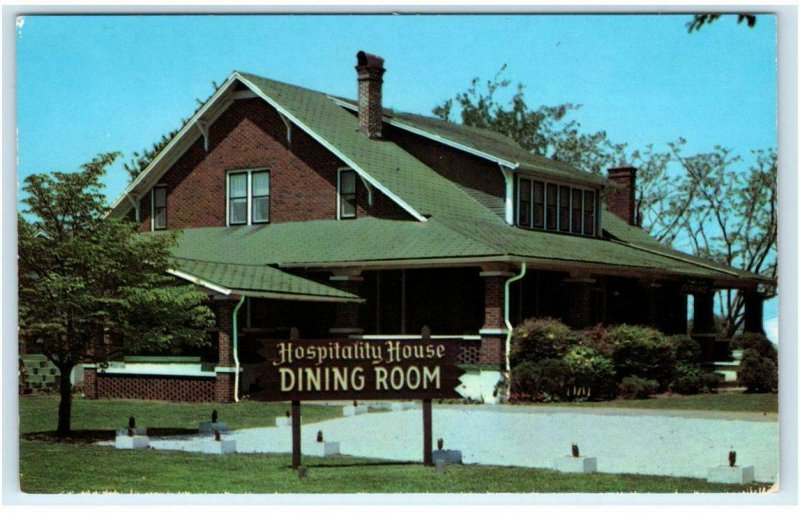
(19, 440, 766, 494)
(17, 394, 774, 494)
(19, 395, 341, 438)
(540, 393, 778, 413)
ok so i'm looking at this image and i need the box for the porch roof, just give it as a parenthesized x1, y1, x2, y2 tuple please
(168, 257, 363, 303)
(160, 212, 767, 287)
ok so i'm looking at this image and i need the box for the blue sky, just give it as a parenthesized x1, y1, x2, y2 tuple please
(16, 13, 778, 323)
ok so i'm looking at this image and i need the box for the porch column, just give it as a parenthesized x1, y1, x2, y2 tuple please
(479, 269, 514, 366)
(214, 299, 238, 403)
(743, 290, 765, 334)
(329, 271, 363, 336)
(692, 291, 716, 335)
(639, 280, 662, 328)
(564, 275, 596, 330)
(692, 290, 718, 361)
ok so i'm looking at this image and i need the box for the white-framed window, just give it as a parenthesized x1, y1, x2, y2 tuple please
(151, 185, 167, 231)
(337, 168, 357, 219)
(227, 168, 270, 226)
(516, 175, 598, 236)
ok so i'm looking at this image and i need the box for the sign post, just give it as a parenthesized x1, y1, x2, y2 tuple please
(291, 400, 301, 470)
(422, 398, 432, 466)
(257, 326, 465, 468)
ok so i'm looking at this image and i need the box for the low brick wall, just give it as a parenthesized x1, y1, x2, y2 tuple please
(94, 373, 217, 403)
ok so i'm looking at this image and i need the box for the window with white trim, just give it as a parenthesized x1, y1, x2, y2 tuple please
(337, 168, 357, 219)
(227, 169, 270, 226)
(152, 185, 167, 230)
(516, 176, 598, 236)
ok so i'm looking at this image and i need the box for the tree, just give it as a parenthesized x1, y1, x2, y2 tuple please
(18, 153, 214, 437)
(433, 70, 776, 337)
(687, 14, 757, 33)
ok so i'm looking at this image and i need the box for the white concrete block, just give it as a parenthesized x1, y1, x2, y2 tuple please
(199, 422, 229, 434)
(200, 439, 237, 455)
(115, 435, 149, 450)
(432, 449, 463, 464)
(343, 405, 369, 416)
(304, 441, 340, 457)
(707, 465, 755, 484)
(554, 456, 597, 473)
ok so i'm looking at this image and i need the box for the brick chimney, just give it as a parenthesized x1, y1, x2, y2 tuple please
(607, 167, 638, 225)
(355, 51, 385, 139)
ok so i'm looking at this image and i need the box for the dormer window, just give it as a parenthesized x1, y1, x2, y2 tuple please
(516, 176, 597, 236)
(337, 168, 357, 219)
(227, 168, 270, 226)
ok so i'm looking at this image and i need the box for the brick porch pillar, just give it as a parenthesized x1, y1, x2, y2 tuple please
(743, 290, 765, 334)
(83, 365, 98, 399)
(692, 290, 718, 361)
(329, 271, 363, 336)
(564, 275, 596, 330)
(479, 269, 514, 366)
(214, 299, 238, 403)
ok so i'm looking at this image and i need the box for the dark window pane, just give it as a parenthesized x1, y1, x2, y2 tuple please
(546, 183, 557, 230)
(252, 171, 269, 196)
(559, 186, 570, 232)
(154, 187, 166, 208)
(584, 190, 596, 235)
(229, 173, 247, 199)
(155, 207, 166, 230)
(572, 189, 583, 233)
(230, 198, 247, 225)
(518, 178, 532, 227)
(252, 196, 269, 223)
(339, 170, 357, 218)
(533, 181, 544, 228)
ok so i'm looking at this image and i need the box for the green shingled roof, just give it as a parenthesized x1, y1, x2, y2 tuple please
(133, 70, 767, 287)
(171, 257, 362, 302)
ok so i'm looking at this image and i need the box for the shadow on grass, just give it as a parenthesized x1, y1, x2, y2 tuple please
(284, 460, 419, 470)
(23, 427, 198, 444)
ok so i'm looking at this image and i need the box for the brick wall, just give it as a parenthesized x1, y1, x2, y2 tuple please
(384, 124, 506, 215)
(95, 374, 216, 402)
(607, 167, 637, 225)
(138, 97, 409, 232)
(84, 367, 97, 399)
(482, 275, 506, 330)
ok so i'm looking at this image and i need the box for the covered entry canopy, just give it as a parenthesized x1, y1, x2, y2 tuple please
(168, 257, 364, 303)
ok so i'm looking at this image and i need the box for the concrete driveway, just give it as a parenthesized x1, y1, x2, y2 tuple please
(137, 403, 779, 483)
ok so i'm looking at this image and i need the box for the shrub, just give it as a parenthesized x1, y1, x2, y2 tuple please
(737, 348, 778, 393)
(510, 359, 571, 402)
(510, 317, 576, 366)
(578, 324, 614, 357)
(605, 325, 676, 391)
(668, 335, 702, 365)
(618, 376, 658, 399)
(700, 372, 722, 393)
(732, 333, 777, 361)
(670, 363, 703, 395)
(563, 346, 617, 400)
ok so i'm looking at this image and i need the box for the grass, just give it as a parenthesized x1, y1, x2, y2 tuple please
(19, 441, 766, 494)
(19, 395, 341, 437)
(538, 393, 778, 413)
(17, 394, 775, 494)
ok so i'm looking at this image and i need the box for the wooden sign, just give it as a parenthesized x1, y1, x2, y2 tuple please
(256, 337, 465, 401)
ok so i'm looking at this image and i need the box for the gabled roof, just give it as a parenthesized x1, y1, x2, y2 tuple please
(114, 70, 769, 287)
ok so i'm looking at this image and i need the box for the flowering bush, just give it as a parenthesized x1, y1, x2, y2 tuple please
(510, 317, 576, 367)
(604, 324, 676, 391)
(510, 359, 571, 402)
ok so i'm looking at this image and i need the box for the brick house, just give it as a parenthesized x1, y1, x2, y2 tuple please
(84, 51, 771, 403)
